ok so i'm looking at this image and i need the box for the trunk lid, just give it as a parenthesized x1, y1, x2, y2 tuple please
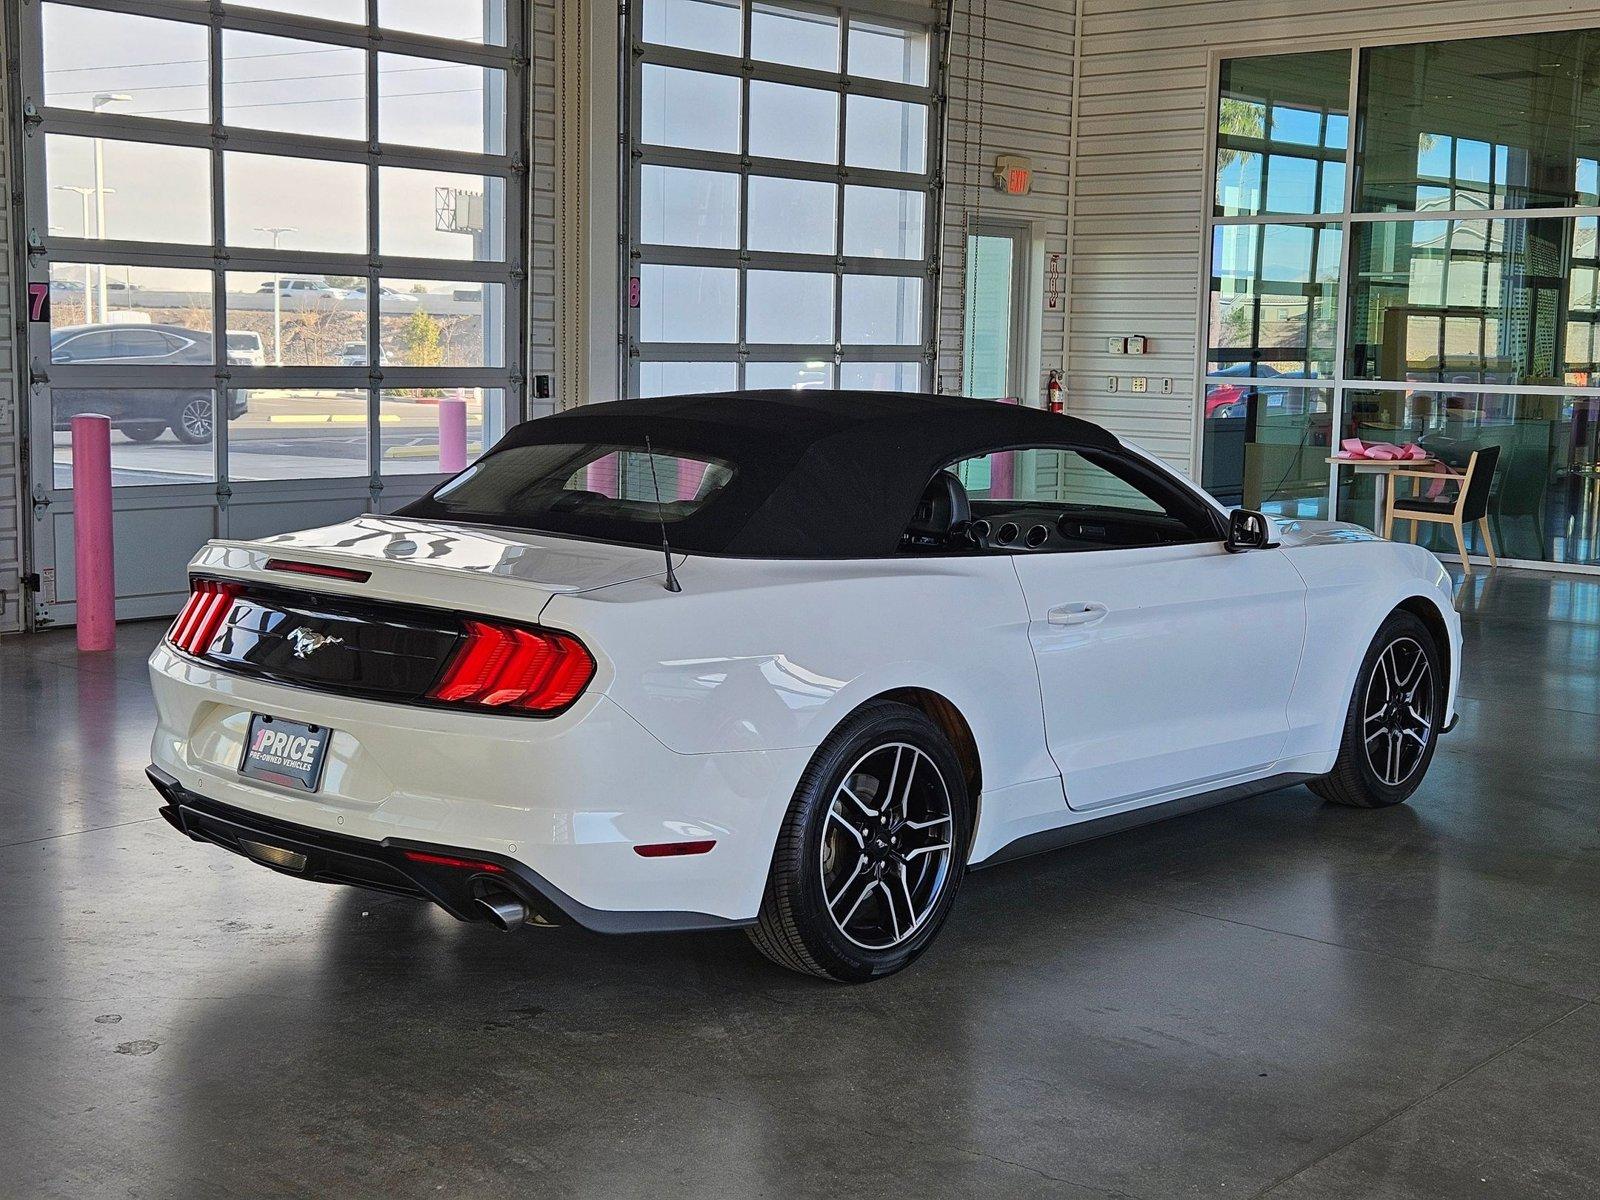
(179, 517, 658, 707)
(193, 515, 672, 619)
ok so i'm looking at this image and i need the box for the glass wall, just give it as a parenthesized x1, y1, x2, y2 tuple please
(626, 0, 936, 396)
(1205, 30, 1600, 569)
(1205, 50, 1350, 519)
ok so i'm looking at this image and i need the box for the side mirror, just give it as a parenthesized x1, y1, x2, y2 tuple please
(1225, 508, 1278, 553)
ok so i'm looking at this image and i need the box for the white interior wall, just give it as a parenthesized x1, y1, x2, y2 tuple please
(1067, 0, 1600, 478)
(529, 0, 560, 417)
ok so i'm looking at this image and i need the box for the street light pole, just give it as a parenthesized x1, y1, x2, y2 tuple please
(254, 226, 297, 366)
(90, 92, 131, 323)
(54, 185, 97, 323)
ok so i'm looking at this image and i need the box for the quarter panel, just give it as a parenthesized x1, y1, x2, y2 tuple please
(540, 554, 1061, 799)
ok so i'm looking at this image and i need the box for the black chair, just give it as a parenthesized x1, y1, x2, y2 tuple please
(1385, 443, 1501, 574)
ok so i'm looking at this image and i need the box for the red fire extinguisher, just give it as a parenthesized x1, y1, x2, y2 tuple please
(1046, 369, 1064, 414)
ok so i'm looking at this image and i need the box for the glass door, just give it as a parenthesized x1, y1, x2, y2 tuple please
(962, 221, 1028, 400)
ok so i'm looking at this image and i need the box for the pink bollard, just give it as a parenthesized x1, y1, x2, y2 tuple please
(71, 413, 116, 652)
(675, 454, 702, 501)
(989, 396, 1019, 498)
(990, 449, 1015, 499)
(439, 395, 468, 473)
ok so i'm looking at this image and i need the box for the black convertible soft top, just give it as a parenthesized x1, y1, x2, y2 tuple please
(400, 390, 1121, 558)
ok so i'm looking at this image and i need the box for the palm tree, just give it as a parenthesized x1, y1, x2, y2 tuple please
(1218, 99, 1266, 169)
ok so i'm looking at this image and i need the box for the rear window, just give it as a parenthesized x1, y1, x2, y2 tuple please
(420, 443, 736, 532)
(227, 333, 259, 349)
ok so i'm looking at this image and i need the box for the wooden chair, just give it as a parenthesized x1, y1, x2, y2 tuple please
(1384, 444, 1501, 575)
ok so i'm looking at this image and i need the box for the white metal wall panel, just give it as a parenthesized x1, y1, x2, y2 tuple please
(0, 9, 21, 633)
(939, 0, 1075, 401)
(48, 503, 216, 617)
(530, 0, 559, 416)
(1068, 0, 1600, 477)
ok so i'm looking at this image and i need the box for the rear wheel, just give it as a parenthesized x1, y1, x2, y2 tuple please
(121, 422, 165, 443)
(170, 395, 214, 444)
(1310, 610, 1444, 808)
(748, 701, 969, 982)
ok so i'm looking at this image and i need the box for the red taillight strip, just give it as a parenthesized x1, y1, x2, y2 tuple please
(427, 618, 595, 714)
(402, 850, 505, 873)
(190, 585, 238, 653)
(168, 590, 206, 649)
(167, 579, 242, 655)
(264, 559, 371, 583)
(634, 840, 717, 858)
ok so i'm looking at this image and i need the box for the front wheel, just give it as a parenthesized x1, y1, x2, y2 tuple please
(748, 701, 970, 982)
(1310, 610, 1444, 808)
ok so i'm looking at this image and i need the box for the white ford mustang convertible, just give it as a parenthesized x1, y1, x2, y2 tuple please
(149, 392, 1460, 981)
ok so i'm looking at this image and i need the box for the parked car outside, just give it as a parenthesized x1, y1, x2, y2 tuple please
(337, 341, 367, 367)
(51, 322, 249, 444)
(227, 330, 266, 368)
(256, 278, 347, 303)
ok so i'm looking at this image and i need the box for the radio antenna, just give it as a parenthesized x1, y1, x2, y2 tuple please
(643, 436, 682, 593)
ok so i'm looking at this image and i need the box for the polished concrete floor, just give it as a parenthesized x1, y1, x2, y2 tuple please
(2, 568, 1598, 1199)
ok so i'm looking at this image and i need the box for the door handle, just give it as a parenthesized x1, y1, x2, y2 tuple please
(1047, 602, 1108, 627)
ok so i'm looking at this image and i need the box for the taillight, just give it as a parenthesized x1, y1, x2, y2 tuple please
(168, 578, 242, 656)
(426, 619, 595, 714)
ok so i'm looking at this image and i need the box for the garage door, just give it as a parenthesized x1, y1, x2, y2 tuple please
(16, 0, 528, 626)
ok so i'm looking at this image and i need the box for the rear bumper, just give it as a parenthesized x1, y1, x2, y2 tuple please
(148, 765, 749, 934)
(149, 643, 811, 926)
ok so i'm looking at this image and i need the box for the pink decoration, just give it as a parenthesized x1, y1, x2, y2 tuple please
(1335, 439, 1429, 462)
(71, 414, 116, 652)
(439, 395, 468, 473)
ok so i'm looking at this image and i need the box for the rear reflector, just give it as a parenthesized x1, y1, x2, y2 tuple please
(426, 618, 595, 714)
(265, 558, 372, 583)
(634, 840, 717, 858)
(403, 850, 505, 873)
(168, 579, 243, 655)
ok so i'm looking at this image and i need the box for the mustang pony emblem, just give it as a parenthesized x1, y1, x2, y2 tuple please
(287, 628, 343, 659)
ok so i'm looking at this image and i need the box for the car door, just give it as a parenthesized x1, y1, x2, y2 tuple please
(956, 445, 1307, 812)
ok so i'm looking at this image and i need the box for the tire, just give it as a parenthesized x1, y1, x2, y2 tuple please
(170, 395, 214, 445)
(747, 701, 971, 982)
(1310, 610, 1444, 808)
(121, 422, 165, 443)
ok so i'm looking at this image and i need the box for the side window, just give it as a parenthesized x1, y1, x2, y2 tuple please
(122, 329, 180, 358)
(56, 330, 116, 360)
(923, 446, 1219, 552)
(955, 447, 1168, 511)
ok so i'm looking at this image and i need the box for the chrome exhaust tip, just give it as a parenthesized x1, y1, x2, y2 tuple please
(476, 893, 530, 931)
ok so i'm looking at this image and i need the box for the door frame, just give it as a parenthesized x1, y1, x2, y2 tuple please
(962, 215, 1046, 403)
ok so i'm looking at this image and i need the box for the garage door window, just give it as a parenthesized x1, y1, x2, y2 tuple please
(22, 0, 525, 492)
(626, 0, 941, 397)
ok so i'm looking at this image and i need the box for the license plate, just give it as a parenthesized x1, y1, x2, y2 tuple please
(240, 714, 332, 792)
